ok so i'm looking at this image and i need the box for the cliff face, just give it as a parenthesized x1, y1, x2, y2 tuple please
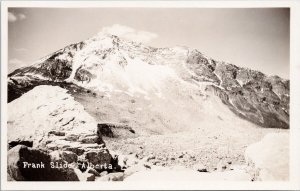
(7, 33, 289, 129)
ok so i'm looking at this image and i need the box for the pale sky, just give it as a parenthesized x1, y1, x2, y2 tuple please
(8, 8, 289, 78)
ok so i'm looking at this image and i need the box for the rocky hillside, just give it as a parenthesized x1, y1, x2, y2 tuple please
(7, 33, 289, 129)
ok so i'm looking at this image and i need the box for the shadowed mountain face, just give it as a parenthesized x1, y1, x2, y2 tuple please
(7, 33, 289, 129)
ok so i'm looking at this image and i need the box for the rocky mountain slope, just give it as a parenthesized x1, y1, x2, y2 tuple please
(8, 33, 289, 129)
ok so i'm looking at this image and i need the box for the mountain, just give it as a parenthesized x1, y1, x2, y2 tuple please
(8, 32, 289, 129)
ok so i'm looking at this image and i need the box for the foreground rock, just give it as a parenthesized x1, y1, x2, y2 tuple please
(7, 85, 103, 146)
(7, 86, 114, 181)
(8, 145, 80, 181)
(245, 132, 289, 181)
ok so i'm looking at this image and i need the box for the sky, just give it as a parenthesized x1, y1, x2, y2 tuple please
(8, 8, 290, 78)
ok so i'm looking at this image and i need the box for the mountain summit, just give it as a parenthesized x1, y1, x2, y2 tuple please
(8, 33, 289, 129)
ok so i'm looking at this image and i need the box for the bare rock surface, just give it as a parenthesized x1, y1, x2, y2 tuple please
(7, 85, 99, 145)
(7, 145, 80, 181)
(7, 86, 114, 181)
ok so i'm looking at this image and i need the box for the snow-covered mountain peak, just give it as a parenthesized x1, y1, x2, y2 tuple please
(8, 32, 290, 129)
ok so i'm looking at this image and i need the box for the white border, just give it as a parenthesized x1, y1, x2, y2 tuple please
(1, 1, 300, 190)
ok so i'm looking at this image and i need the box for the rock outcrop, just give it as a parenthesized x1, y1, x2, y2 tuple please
(8, 145, 80, 181)
(7, 85, 115, 181)
(8, 85, 101, 144)
(97, 123, 136, 138)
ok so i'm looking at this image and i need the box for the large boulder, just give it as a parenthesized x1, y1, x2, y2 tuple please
(49, 150, 78, 163)
(7, 85, 114, 181)
(7, 145, 80, 181)
(245, 132, 289, 181)
(85, 148, 112, 171)
(97, 123, 136, 138)
(7, 85, 99, 148)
